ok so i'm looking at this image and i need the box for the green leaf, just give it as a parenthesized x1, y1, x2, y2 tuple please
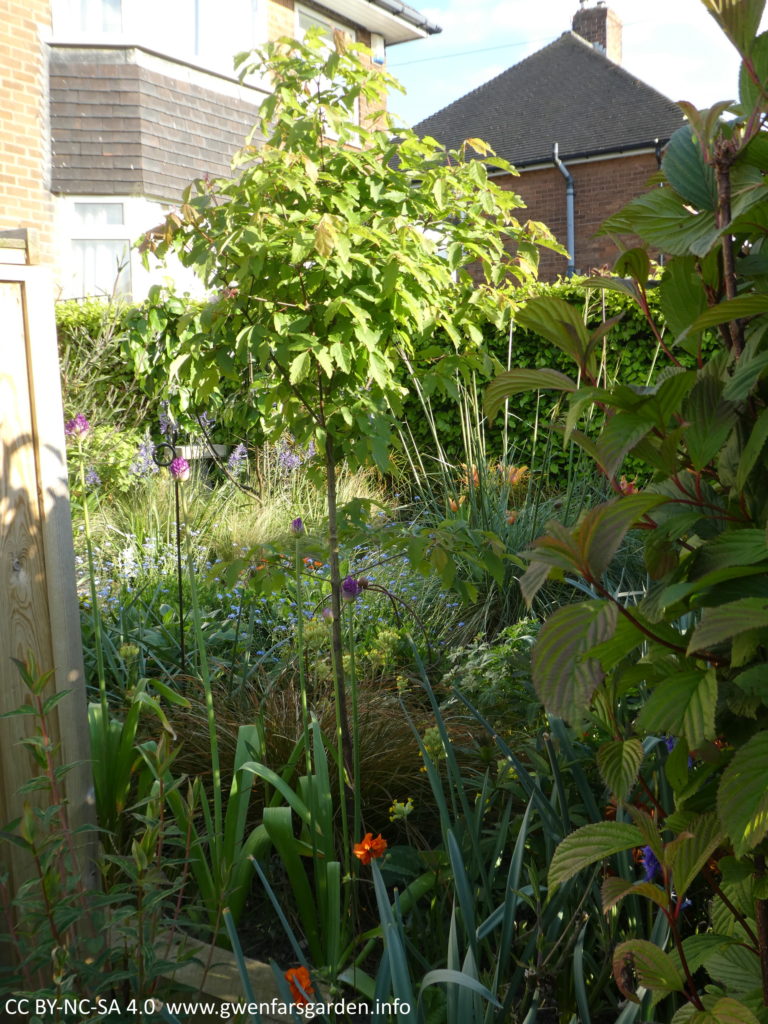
(687, 598, 768, 654)
(579, 494, 667, 579)
(717, 731, 768, 856)
(636, 670, 717, 751)
(515, 296, 591, 368)
(701, 0, 766, 56)
(314, 213, 338, 258)
(596, 411, 654, 478)
(484, 368, 576, 421)
(662, 125, 717, 211)
(681, 934, 742, 974)
(531, 600, 618, 722)
(601, 187, 720, 258)
(688, 295, 768, 334)
(684, 374, 739, 470)
(601, 876, 670, 913)
(666, 812, 724, 897)
(597, 739, 644, 801)
(675, 996, 761, 1024)
(613, 939, 684, 1002)
(660, 256, 709, 339)
(736, 407, 768, 489)
(707, 945, 762, 996)
(289, 349, 311, 384)
(548, 821, 643, 891)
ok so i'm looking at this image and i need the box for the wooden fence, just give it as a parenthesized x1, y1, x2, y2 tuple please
(0, 234, 94, 947)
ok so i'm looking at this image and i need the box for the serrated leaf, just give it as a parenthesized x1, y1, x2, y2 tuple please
(666, 812, 724, 897)
(687, 598, 768, 654)
(684, 374, 739, 470)
(736, 407, 768, 489)
(602, 188, 720, 258)
(596, 411, 654, 478)
(515, 296, 590, 367)
(314, 213, 337, 258)
(707, 946, 762, 997)
(688, 295, 768, 333)
(662, 125, 717, 211)
(718, 731, 768, 857)
(613, 939, 684, 1002)
(579, 494, 667, 579)
(701, 0, 766, 56)
(636, 669, 717, 751)
(597, 738, 644, 801)
(484, 368, 576, 421)
(289, 349, 311, 384)
(660, 256, 709, 342)
(531, 600, 618, 721)
(602, 876, 670, 913)
(682, 996, 761, 1024)
(681, 934, 742, 974)
(549, 821, 643, 891)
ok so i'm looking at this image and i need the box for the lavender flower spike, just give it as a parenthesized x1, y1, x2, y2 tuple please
(65, 413, 90, 438)
(169, 456, 190, 481)
(290, 517, 305, 537)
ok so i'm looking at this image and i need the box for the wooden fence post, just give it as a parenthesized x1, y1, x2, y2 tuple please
(0, 234, 95, 960)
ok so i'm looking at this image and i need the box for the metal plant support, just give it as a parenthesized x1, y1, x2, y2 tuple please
(152, 438, 186, 673)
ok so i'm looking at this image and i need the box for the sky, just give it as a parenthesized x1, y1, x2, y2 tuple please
(386, 0, 768, 129)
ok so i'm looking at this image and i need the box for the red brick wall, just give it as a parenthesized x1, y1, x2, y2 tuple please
(495, 151, 659, 282)
(0, 0, 54, 263)
(266, 0, 384, 126)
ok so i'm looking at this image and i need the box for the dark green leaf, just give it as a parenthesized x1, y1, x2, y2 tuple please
(687, 598, 768, 654)
(531, 600, 617, 721)
(718, 731, 768, 857)
(597, 738, 644, 801)
(549, 821, 643, 890)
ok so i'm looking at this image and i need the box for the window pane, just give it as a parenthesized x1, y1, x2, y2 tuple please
(80, 0, 122, 32)
(71, 239, 131, 298)
(73, 202, 124, 225)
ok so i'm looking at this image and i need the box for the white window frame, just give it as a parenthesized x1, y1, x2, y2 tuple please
(295, 4, 359, 131)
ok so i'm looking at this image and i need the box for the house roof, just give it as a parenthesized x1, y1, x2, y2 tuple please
(414, 32, 686, 167)
(324, 0, 441, 44)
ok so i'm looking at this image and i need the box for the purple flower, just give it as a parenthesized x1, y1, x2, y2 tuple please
(321, 605, 334, 622)
(131, 436, 158, 477)
(279, 448, 302, 472)
(341, 576, 362, 602)
(159, 401, 176, 438)
(85, 466, 101, 488)
(64, 413, 90, 438)
(640, 845, 661, 883)
(169, 456, 190, 481)
(290, 517, 304, 537)
(227, 442, 247, 474)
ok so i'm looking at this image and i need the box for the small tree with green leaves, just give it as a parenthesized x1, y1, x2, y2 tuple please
(126, 30, 558, 885)
(486, 1, 768, 1018)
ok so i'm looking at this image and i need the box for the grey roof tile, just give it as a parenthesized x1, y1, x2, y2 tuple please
(415, 32, 685, 166)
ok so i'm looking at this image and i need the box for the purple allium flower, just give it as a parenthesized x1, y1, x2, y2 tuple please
(341, 576, 362, 602)
(290, 517, 304, 537)
(85, 465, 101, 488)
(169, 456, 190, 481)
(64, 413, 90, 438)
(640, 845, 661, 883)
(227, 442, 247, 474)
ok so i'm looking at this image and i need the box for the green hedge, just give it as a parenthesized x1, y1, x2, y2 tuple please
(402, 279, 674, 485)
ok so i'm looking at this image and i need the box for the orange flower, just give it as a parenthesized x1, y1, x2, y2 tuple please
(285, 966, 314, 1004)
(353, 832, 387, 865)
(506, 510, 517, 525)
(507, 464, 528, 487)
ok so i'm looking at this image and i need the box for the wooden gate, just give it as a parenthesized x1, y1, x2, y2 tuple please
(0, 235, 93, 927)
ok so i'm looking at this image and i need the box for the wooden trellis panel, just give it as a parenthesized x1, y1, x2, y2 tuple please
(0, 241, 94, 934)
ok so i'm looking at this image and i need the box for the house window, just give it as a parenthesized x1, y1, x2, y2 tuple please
(296, 5, 358, 132)
(78, 0, 122, 32)
(70, 203, 131, 298)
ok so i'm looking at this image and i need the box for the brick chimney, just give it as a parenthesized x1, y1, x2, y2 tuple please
(572, 1, 622, 64)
